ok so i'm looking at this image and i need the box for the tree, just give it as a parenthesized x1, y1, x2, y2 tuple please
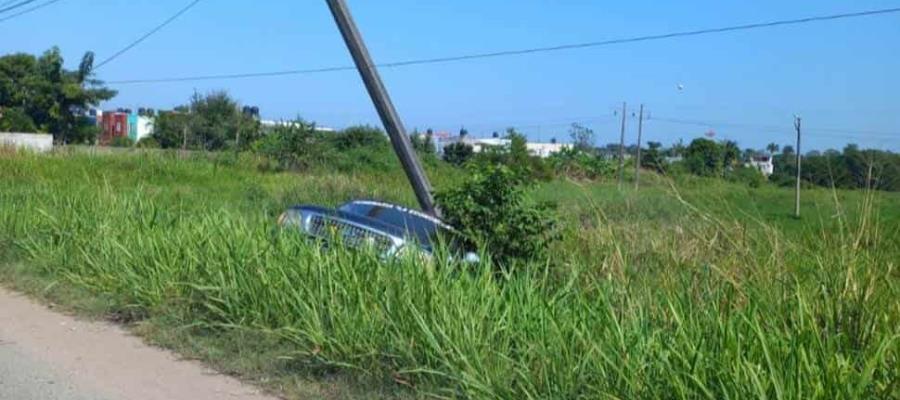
(506, 128, 529, 164)
(0, 107, 37, 132)
(782, 145, 795, 156)
(151, 91, 259, 150)
(722, 140, 741, 170)
(766, 142, 780, 154)
(333, 125, 386, 150)
(742, 148, 757, 162)
(423, 129, 436, 154)
(0, 47, 116, 143)
(252, 119, 321, 171)
(685, 138, 723, 176)
(569, 123, 595, 152)
(443, 142, 474, 166)
(641, 141, 666, 172)
(151, 111, 192, 149)
(410, 129, 426, 152)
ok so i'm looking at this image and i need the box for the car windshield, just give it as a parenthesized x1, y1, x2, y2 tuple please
(339, 201, 449, 249)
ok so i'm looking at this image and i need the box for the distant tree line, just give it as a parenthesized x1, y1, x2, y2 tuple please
(770, 145, 899, 191)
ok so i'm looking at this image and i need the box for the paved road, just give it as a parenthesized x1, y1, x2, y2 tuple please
(0, 287, 276, 400)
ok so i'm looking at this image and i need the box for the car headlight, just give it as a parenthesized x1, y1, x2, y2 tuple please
(277, 209, 303, 227)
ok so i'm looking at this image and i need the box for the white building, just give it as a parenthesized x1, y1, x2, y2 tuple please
(135, 115, 155, 142)
(746, 154, 774, 176)
(260, 119, 335, 132)
(439, 135, 570, 158)
(0, 133, 53, 153)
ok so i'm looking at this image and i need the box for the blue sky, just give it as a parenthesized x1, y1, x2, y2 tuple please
(3, 0, 899, 151)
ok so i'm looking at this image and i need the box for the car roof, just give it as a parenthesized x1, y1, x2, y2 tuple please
(341, 200, 452, 229)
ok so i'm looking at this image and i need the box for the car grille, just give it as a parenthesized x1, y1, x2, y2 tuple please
(308, 215, 395, 253)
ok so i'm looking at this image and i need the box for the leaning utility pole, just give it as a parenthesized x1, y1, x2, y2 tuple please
(794, 116, 802, 218)
(634, 104, 644, 189)
(325, 0, 439, 217)
(617, 102, 627, 187)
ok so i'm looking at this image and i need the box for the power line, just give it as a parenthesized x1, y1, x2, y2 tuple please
(106, 6, 900, 85)
(0, 0, 62, 23)
(0, 0, 37, 14)
(94, 0, 203, 70)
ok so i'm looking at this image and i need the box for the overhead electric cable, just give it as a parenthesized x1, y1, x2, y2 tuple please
(93, 0, 203, 70)
(106, 6, 900, 84)
(0, 0, 38, 14)
(0, 0, 62, 23)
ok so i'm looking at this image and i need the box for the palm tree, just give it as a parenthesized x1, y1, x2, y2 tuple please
(766, 142, 780, 155)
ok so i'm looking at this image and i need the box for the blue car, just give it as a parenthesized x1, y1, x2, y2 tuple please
(278, 200, 477, 261)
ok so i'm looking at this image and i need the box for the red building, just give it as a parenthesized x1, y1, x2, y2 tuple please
(100, 112, 129, 145)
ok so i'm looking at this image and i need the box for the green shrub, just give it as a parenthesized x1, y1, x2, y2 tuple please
(442, 142, 474, 166)
(109, 136, 134, 148)
(135, 137, 160, 149)
(685, 138, 723, 176)
(548, 147, 614, 180)
(726, 165, 767, 188)
(436, 163, 559, 267)
(331, 125, 387, 150)
(252, 120, 322, 171)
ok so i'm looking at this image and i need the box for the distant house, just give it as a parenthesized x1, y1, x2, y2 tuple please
(746, 154, 774, 176)
(438, 134, 570, 158)
(98, 109, 155, 145)
(100, 111, 129, 145)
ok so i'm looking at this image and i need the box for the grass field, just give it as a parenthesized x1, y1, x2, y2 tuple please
(1, 148, 898, 399)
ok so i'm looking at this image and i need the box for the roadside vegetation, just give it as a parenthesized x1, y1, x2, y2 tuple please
(1, 147, 898, 399)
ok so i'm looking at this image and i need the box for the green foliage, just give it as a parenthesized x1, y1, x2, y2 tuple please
(410, 129, 436, 155)
(135, 137, 160, 149)
(252, 120, 322, 171)
(685, 138, 724, 176)
(725, 165, 767, 188)
(150, 111, 189, 149)
(0, 47, 116, 143)
(331, 125, 386, 150)
(435, 163, 559, 266)
(641, 141, 666, 173)
(547, 146, 614, 180)
(109, 135, 134, 148)
(722, 139, 741, 170)
(771, 144, 900, 191)
(150, 91, 260, 151)
(68, 116, 100, 144)
(0, 107, 37, 132)
(442, 142, 474, 166)
(467, 129, 558, 181)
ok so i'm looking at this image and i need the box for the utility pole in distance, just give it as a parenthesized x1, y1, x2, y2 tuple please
(634, 104, 644, 189)
(617, 102, 627, 187)
(325, 0, 439, 217)
(794, 116, 802, 218)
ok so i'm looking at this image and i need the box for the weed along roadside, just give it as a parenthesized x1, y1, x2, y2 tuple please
(1, 149, 898, 399)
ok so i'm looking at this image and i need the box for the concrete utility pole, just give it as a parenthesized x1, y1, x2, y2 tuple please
(794, 116, 802, 218)
(325, 0, 439, 217)
(617, 102, 627, 187)
(634, 104, 644, 189)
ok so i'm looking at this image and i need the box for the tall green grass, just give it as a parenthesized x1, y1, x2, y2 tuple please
(1, 150, 898, 399)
